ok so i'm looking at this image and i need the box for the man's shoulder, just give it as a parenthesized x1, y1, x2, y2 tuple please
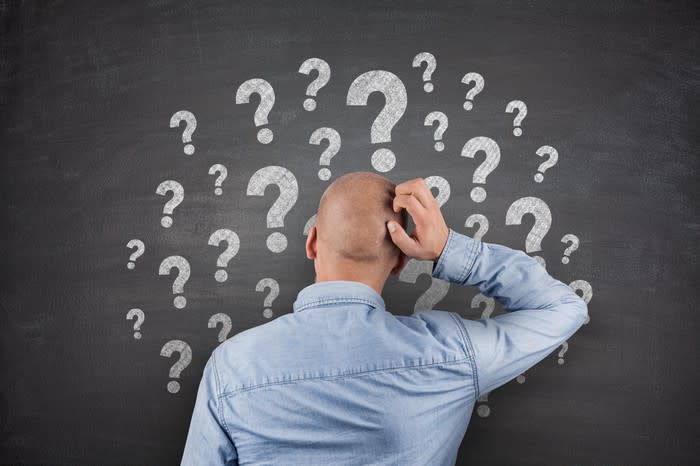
(396, 309, 463, 332)
(208, 312, 300, 393)
(395, 309, 469, 353)
(217, 312, 295, 354)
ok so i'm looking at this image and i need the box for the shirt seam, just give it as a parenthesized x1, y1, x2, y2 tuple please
(295, 296, 380, 312)
(211, 351, 233, 438)
(433, 227, 456, 277)
(448, 312, 481, 397)
(218, 357, 471, 399)
(457, 233, 480, 284)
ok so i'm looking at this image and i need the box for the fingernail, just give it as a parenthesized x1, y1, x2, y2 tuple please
(387, 222, 396, 232)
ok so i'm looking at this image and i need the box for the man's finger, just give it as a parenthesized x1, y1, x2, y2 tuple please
(387, 221, 419, 257)
(395, 179, 434, 209)
(393, 194, 426, 220)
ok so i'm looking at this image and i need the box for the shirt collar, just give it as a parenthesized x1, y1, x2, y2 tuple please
(293, 280, 386, 313)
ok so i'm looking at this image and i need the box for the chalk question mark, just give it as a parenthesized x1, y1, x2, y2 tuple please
(236, 78, 275, 144)
(126, 308, 145, 340)
(412, 52, 437, 92)
(557, 341, 569, 365)
(472, 293, 495, 319)
(505, 196, 552, 264)
(298, 58, 331, 111)
(424, 176, 451, 207)
(208, 313, 233, 343)
(309, 127, 341, 181)
(160, 340, 192, 394)
(505, 100, 527, 137)
(346, 70, 407, 173)
(561, 234, 580, 264)
(461, 136, 501, 203)
(473, 292, 496, 418)
(256, 278, 280, 319)
(246, 166, 298, 253)
(126, 239, 145, 270)
(207, 229, 240, 282)
(208, 164, 228, 196)
(569, 279, 592, 324)
(155, 180, 184, 228)
(465, 214, 489, 241)
(169, 110, 196, 155)
(158, 255, 190, 309)
(424, 111, 448, 152)
(461, 72, 484, 111)
(477, 393, 491, 418)
(399, 259, 450, 311)
(533, 145, 558, 183)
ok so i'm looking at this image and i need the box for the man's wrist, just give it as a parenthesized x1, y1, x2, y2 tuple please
(433, 226, 450, 262)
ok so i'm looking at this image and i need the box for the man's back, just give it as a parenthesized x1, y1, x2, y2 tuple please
(181, 229, 588, 466)
(206, 285, 473, 465)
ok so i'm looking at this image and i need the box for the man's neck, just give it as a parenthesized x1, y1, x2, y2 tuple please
(314, 271, 385, 295)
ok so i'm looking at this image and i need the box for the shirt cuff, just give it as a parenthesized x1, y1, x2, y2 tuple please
(431, 228, 480, 285)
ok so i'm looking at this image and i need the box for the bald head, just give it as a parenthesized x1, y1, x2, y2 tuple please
(315, 172, 406, 265)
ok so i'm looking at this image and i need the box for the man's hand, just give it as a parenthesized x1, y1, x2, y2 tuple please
(387, 178, 450, 262)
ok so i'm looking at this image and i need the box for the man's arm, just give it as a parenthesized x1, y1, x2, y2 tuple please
(431, 228, 588, 396)
(181, 351, 238, 466)
(387, 178, 588, 397)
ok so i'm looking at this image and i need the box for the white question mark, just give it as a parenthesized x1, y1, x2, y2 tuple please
(561, 234, 580, 264)
(160, 340, 192, 394)
(461, 72, 484, 111)
(158, 255, 191, 309)
(557, 341, 569, 365)
(298, 58, 331, 111)
(534, 145, 558, 183)
(207, 229, 240, 282)
(303, 213, 317, 236)
(256, 278, 280, 319)
(246, 166, 299, 253)
(473, 293, 496, 418)
(461, 136, 501, 203)
(424, 111, 448, 152)
(569, 279, 592, 324)
(412, 52, 437, 92)
(505, 196, 552, 265)
(424, 175, 451, 207)
(398, 259, 450, 311)
(505, 100, 527, 137)
(472, 293, 495, 319)
(155, 180, 184, 228)
(126, 308, 145, 340)
(477, 393, 491, 418)
(465, 214, 489, 241)
(126, 239, 145, 270)
(208, 164, 228, 196)
(309, 127, 341, 181)
(346, 70, 408, 173)
(208, 313, 233, 343)
(235, 78, 275, 144)
(169, 110, 197, 155)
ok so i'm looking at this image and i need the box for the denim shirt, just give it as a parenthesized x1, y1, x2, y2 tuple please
(181, 229, 588, 466)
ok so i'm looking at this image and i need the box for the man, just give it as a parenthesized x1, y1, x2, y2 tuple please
(181, 172, 588, 466)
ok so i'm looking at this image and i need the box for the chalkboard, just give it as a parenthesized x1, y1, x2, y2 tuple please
(1, 1, 698, 464)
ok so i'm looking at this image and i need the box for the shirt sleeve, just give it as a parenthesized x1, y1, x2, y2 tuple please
(181, 350, 238, 466)
(432, 228, 589, 397)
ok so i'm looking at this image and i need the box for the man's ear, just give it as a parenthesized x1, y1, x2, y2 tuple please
(389, 249, 409, 276)
(305, 225, 317, 260)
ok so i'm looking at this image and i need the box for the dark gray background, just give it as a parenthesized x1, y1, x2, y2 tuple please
(1, 1, 698, 465)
